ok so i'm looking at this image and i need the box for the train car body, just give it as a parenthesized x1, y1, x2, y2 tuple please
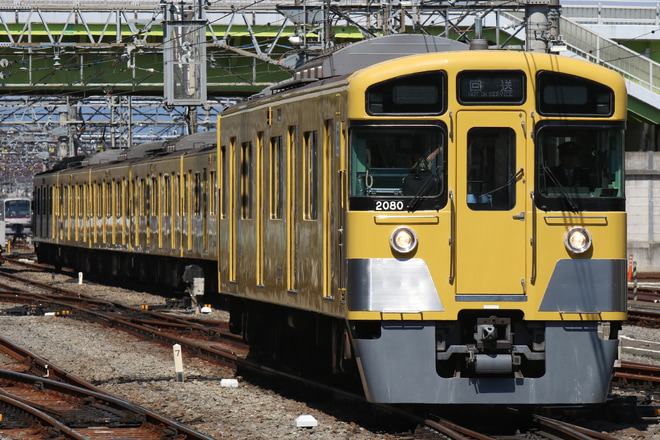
(0, 196, 32, 243)
(33, 132, 218, 291)
(34, 34, 627, 406)
(217, 35, 627, 405)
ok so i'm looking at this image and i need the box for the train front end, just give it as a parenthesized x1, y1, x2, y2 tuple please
(344, 51, 627, 405)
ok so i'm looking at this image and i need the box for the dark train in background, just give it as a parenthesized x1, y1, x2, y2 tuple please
(33, 35, 628, 405)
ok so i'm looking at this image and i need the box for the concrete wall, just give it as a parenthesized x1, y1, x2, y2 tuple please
(626, 151, 660, 274)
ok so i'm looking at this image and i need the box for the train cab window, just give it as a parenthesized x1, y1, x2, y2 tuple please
(466, 127, 516, 211)
(5, 199, 31, 219)
(366, 71, 446, 115)
(535, 124, 625, 211)
(349, 124, 446, 211)
(537, 71, 613, 116)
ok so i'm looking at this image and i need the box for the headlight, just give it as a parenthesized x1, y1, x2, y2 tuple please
(564, 227, 592, 254)
(390, 226, 417, 254)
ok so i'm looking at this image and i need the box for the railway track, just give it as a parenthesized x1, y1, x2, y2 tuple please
(0, 368, 216, 440)
(0, 257, 655, 439)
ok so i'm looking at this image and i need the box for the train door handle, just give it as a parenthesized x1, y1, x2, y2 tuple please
(512, 212, 525, 220)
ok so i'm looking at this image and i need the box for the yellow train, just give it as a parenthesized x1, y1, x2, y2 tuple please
(34, 34, 627, 405)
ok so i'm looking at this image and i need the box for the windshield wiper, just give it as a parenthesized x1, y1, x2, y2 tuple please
(405, 166, 441, 212)
(542, 166, 580, 212)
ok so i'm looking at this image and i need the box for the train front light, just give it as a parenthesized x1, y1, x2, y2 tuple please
(564, 227, 592, 254)
(390, 226, 417, 254)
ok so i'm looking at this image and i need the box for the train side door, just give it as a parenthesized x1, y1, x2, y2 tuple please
(455, 111, 527, 295)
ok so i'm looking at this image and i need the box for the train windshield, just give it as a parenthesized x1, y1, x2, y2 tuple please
(5, 200, 31, 219)
(349, 124, 446, 208)
(535, 124, 625, 211)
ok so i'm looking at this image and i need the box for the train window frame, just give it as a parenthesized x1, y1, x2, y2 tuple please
(536, 71, 614, 117)
(457, 70, 526, 105)
(348, 120, 448, 212)
(365, 70, 447, 116)
(534, 121, 625, 212)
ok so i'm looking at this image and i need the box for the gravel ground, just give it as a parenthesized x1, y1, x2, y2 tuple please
(0, 261, 659, 439)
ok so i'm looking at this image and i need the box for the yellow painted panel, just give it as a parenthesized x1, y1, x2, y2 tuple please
(401, 313, 423, 320)
(374, 215, 439, 225)
(382, 313, 402, 320)
(347, 311, 382, 320)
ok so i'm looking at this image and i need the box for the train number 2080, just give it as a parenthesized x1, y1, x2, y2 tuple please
(375, 200, 405, 211)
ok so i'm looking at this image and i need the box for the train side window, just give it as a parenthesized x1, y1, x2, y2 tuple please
(220, 146, 227, 219)
(466, 127, 516, 211)
(203, 168, 208, 217)
(194, 172, 202, 216)
(303, 131, 318, 220)
(209, 171, 216, 216)
(106, 182, 112, 217)
(151, 176, 158, 217)
(163, 175, 171, 217)
(96, 183, 101, 218)
(241, 142, 253, 219)
(183, 173, 189, 217)
(270, 136, 283, 220)
(141, 178, 147, 216)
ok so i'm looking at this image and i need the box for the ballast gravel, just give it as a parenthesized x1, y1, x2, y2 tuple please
(0, 267, 398, 439)
(0, 263, 659, 439)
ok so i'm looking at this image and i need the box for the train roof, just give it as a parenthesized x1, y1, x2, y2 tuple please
(257, 34, 469, 98)
(117, 130, 217, 161)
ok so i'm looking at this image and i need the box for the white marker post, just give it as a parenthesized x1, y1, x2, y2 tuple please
(173, 344, 184, 382)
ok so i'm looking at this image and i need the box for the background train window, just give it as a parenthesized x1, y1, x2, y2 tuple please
(270, 137, 283, 220)
(466, 127, 516, 211)
(537, 71, 613, 116)
(366, 71, 446, 115)
(350, 124, 445, 202)
(536, 124, 625, 205)
(304, 131, 318, 220)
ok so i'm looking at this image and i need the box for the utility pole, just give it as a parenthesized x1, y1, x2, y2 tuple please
(525, 0, 563, 53)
